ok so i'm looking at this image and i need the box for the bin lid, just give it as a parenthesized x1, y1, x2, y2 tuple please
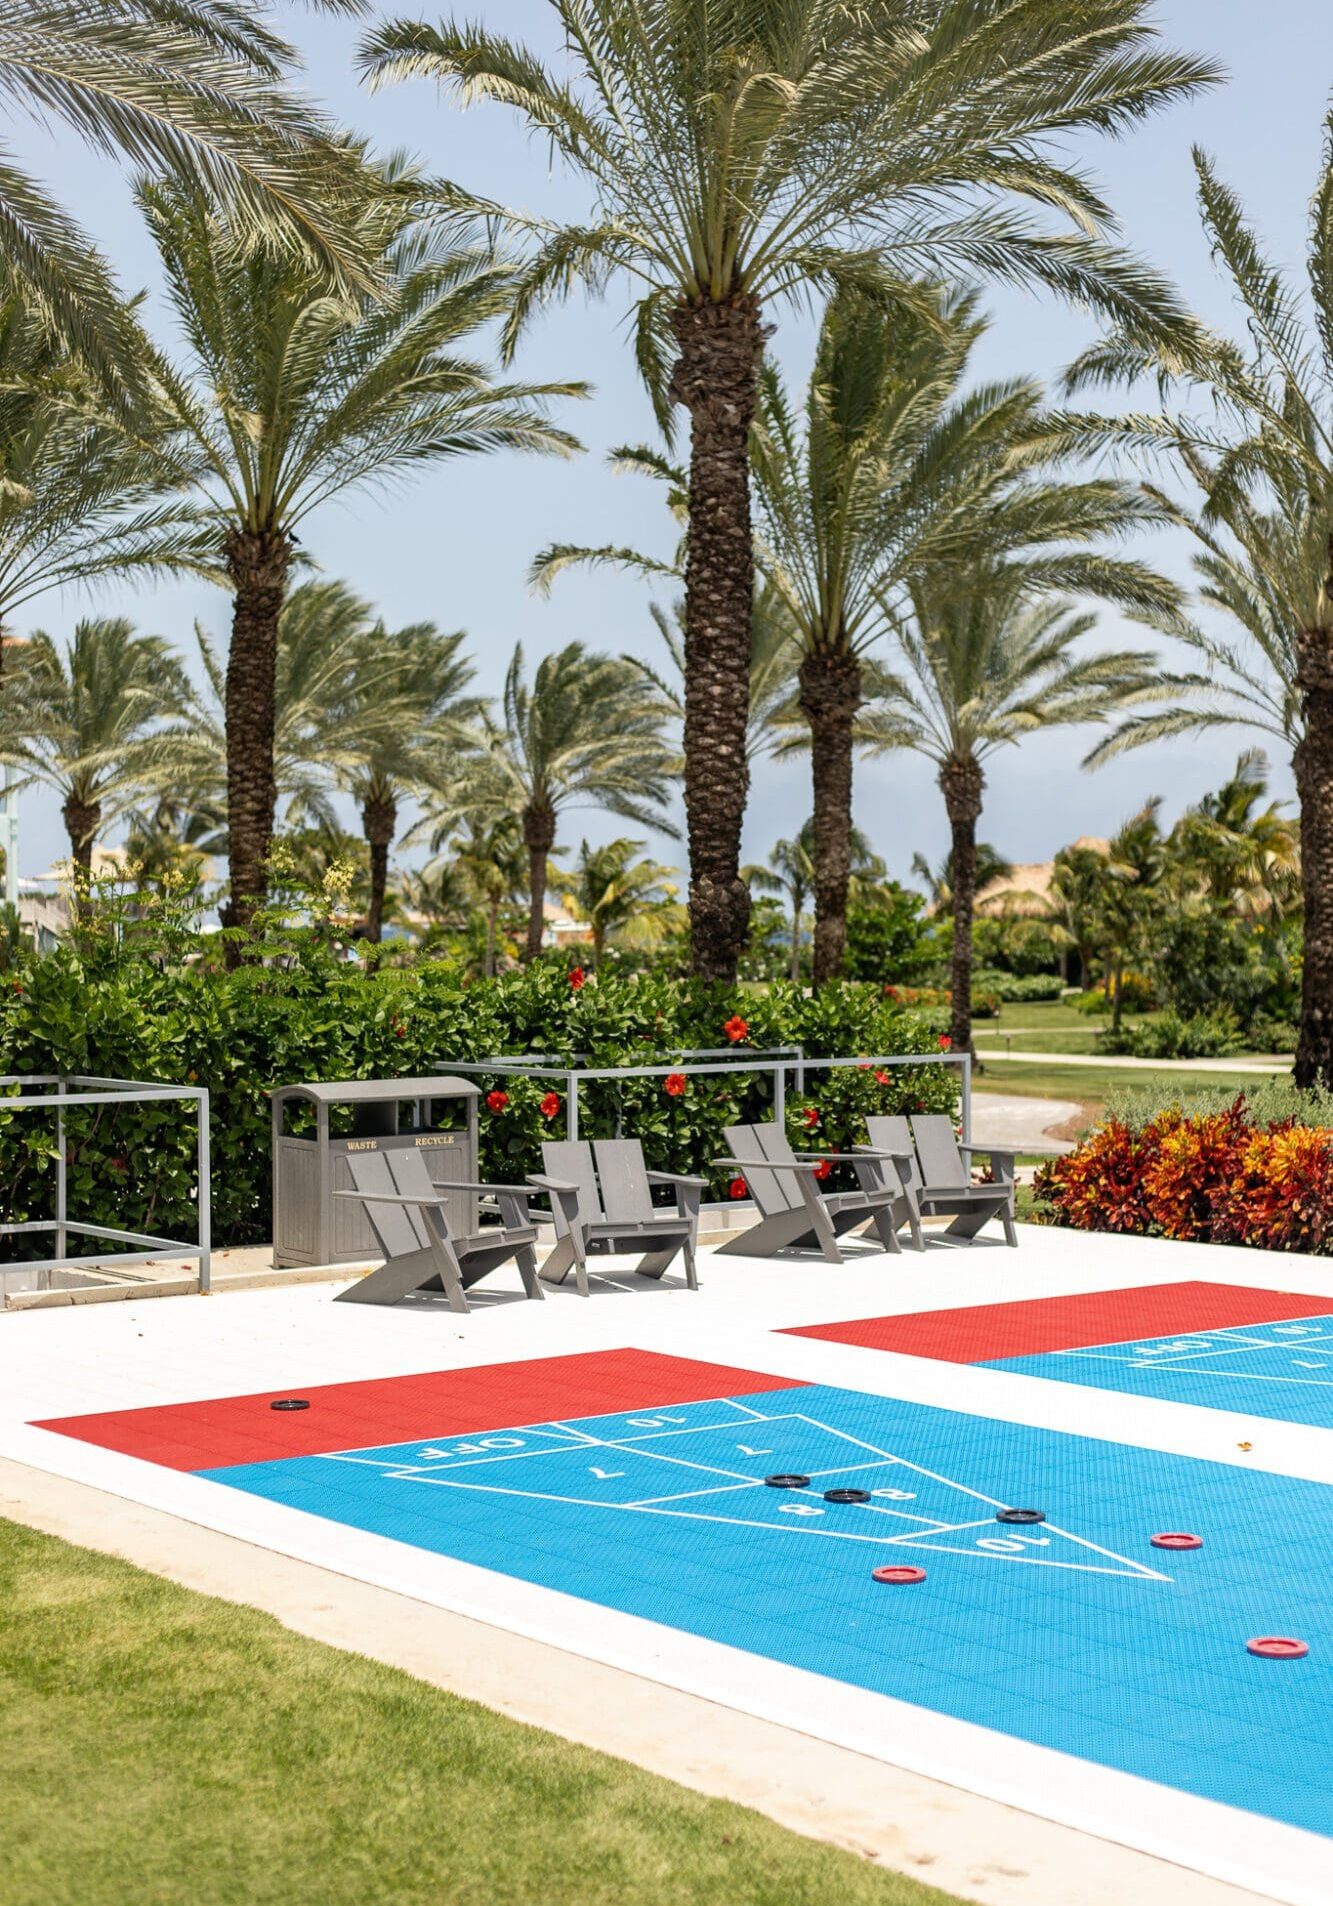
(269, 1076, 480, 1104)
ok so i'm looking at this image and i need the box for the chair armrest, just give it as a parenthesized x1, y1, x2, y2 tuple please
(646, 1171, 708, 1189)
(851, 1145, 916, 1160)
(712, 1155, 820, 1177)
(957, 1143, 1017, 1161)
(334, 1188, 448, 1209)
(528, 1174, 580, 1194)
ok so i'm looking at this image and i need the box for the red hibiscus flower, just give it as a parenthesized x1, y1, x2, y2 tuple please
(882, 984, 899, 1000)
(938, 1033, 952, 1050)
(803, 1106, 819, 1129)
(540, 1092, 561, 1118)
(664, 1072, 687, 1098)
(856, 1059, 871, 1070)
(723, 1014, 749, 1045)
(485, 1089, 509, 1113)
(813, 1159, 832, 1181)
(875, 1070, 890, 1085)
(728, 1176, 748, 1200)
(568, 966, 586, 990)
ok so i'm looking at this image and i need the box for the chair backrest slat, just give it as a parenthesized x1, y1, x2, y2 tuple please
(864, 1115, 920, 1192)
(541, 1140, 604, 1224)
(724, 1122, 799, 1215)
(592, 1138, 654, 1223)
(348, 1149, 431, 1257)
(910, 1115, 965, 1187)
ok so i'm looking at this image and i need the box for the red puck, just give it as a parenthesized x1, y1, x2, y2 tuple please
(872, 1565, 926, 1585)
(1151, 1532, 1203, 1550)
(1247, 1636, 1309, 1660)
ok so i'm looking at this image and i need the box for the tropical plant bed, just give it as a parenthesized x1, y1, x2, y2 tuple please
(0, 954, 954, 1250)
(0, 1518, 960, 1906)
(1033, 1097, 1333, 1253)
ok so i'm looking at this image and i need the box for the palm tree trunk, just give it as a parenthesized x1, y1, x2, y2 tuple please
(62, 794, 101, 914)
(522, 799, 555, 962)
(1294, 616, 1333, 1087)
(669, 295, 762, 982)
(799, 648, 862, 984)
(940, 752, 984, 1057)
(219, 525, 293, 953)
(361, 790, 398, 944)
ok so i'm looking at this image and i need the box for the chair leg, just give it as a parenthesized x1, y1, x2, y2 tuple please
(903, 1192, 925, 1252)
(539, 1234, 577, 1286)
(632, 1243, 680, 1281)
(682, 1236, 698, 1291)
(865, 1204, 903, 1255)
(515, 1245, 545, 1299)
(1001, 1208, 1019, 1248)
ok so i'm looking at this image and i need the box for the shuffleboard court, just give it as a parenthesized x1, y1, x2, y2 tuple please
(784, 1281, 1333, 1430)
(35, 1346, 1333, 1845)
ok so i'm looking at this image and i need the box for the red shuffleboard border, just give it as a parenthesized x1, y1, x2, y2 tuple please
(33, 1348, 809, 1473)
(783, 1281, 1333, 1365)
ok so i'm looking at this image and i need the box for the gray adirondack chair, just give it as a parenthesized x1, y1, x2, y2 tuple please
(712, 1121, 912, 1261)
(531, 1138, 704, 1294)
(905, 1114, 1018, 1246)
(333, 1147, 544, 1311)
(847, 1115, 925, 1251)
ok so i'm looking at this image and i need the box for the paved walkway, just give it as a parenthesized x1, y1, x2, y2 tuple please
(969, 1092, 1085, 1154)
(982, 1050, 1288, 1075)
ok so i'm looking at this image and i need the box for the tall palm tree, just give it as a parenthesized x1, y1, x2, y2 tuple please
(0, 617, 193, 883)
(909, 845, 1013, 917)
(0, 1, 372, 386)
(760, 286, 1181, 980)
(531, 444, 802, 767)
(339, 617, 482, 941)
(362, 0, 1217, 980)
(1168, 751, 1301, 919)
(448, 642, 676, 960)
(552, 837, 678, 967)
(863, 577, 1163, 1055)
(1059, 115, 1333, 1084)
(143, 168, 583, 941)
(183, 580, 387, 851)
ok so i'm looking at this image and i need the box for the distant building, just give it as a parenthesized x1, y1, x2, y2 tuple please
(973, 838, 1110, 920)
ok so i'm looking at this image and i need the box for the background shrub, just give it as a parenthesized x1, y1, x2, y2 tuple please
(0, 947, 955, 1249)
(1100, 1005, 1244, 1060)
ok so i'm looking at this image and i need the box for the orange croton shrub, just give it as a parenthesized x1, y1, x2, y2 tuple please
(1033, 1097, 1333, 1255)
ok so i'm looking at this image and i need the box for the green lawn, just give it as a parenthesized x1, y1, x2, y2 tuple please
(0, 1518, 961, 1906)
(972, 998, 1293, 1064)
(973, 1057, 1270, 1120)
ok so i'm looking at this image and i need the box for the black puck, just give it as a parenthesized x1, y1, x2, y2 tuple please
(996, 1507, 1045, 1524)
(270, 1398, 310, 1412)
(823, 1488, 872, 1505)
(764, 1473, 810, 1489)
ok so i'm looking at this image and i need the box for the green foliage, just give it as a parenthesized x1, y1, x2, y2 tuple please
(844, 888, 937, 985)
(971, 915, 1060, 977)
(970, 970, 1065, 1004)
(0, 939, 952, 1247)
(1101, 1006, 1244, 1060)
(1103, 1077, 1333, 1133)
(1075, 973, 1158, 1015)
(1152, 912, 1299, 1032)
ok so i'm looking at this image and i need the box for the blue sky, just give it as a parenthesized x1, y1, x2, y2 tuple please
(11, 2, 1333, 887)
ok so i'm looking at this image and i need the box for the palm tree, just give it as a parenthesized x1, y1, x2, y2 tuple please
(0, 277, 213, 696)
(909, 845, 1014, 917)
(746, 819, 882, 983)
(362, 0, 1216, 981)
(0, 1, 371, 386)
(1168, 751, 1301, 920)
(760, 287, 1183, 981)
(1059, 117, 1333, 1083)
(864, 577, 1163, 1055)
(552, 838, 679, 967)
(339, 617, 482, 942)
(0, 617, 193, 885)
(441, 816, 526, 975)
(142, 168, 583, 941)
(531, 442, 802, 768)
(447, 642, 676, 960)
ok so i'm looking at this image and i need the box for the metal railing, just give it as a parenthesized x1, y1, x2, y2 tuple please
(0, 1074, 211, 1298)
(447, 1046, 970, 1148)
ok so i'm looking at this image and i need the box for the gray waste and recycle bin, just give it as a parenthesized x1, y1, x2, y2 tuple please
(270, 1076, 480, 1269)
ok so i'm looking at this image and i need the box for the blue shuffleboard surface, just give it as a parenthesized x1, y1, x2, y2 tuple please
(986, 1314, 1333, 1430)
(201, 1382, 1333, 1839)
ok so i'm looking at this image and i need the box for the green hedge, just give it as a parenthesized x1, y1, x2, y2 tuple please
(0, 953, 955, 1250)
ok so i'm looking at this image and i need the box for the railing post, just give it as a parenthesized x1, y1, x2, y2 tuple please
(55, 1076, 67, 1260)
(567, 1072, 579, 1141)
(959, 1052, 972, 1143)
(196, 1091, 211, 1295)
(774, 1062, 785, 1126)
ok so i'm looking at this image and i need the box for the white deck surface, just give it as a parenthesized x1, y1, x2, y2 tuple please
(3, 1223, 1333, 1906)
